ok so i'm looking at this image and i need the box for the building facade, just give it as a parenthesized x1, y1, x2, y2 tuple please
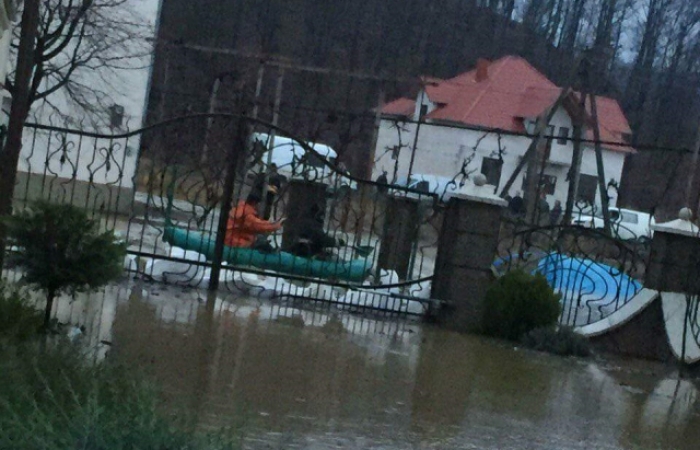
(11, 0, 162, 213)
(373, 56, 633, 208)
(0, 0, 21, 122)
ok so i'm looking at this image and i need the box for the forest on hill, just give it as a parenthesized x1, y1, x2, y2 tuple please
(149, 0, 700, 215)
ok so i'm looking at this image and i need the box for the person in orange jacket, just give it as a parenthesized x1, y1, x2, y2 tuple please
(225, 192, 285, 252)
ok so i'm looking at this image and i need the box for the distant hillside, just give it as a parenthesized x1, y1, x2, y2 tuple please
(147, 1, 582, 170)
(145, 0, 699, 217)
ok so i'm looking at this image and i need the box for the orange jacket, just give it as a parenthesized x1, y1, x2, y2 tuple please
(225, 201, 282, 248)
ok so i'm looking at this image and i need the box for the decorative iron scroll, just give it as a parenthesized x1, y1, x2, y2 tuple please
(17, 115, 444, 316)
(496, 219, 650, 327)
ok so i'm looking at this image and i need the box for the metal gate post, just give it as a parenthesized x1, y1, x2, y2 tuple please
(282, 179, 328, 251)
(209, 117, 247, 291)
(376, 195, 421, 280)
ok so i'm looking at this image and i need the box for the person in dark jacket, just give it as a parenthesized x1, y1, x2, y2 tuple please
(289, 203, 345, 259)
(252, 164, 286, 220)
(538, 192, 550, 225)
(550, 200, 563, 225)
(508, 191, 525, 218)
(376, 170, 389, 194)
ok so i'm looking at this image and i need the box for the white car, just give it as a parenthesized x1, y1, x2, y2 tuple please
(248, 132, 356, 191)
(572, 207, 655, 242)
(397, 174, 470, 202)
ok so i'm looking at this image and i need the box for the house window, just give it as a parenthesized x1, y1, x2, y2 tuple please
(521, 174, 557, 195)
(481, 157, 502, 187)
(620, 211, 639, 224)
(542, 126, 555, 160)
(525, 120, 535, 134)
(391, 145, 400, 160)
(108, 104, 125, 129)
(419, 104, 428, 119)
(415, 180, 430, 193)
(578, 174, 598, 205)
(540, 174, 557, 195)
(558, 127, 570, 144)
(303, 153, 324, 168)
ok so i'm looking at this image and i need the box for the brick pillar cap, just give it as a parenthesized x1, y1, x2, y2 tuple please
(451, 184, 508, 207)
(652, 208, 700, 238)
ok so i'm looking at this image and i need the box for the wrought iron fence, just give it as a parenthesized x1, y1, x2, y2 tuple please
(10, 115, 445, 315)
(495, 218, 651, 327)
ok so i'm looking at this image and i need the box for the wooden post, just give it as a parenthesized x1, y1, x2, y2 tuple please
(367, 88, 385, 180)
(499, 87, 570, 198)
(524, 116, 549, 224)
(260, 68, 285, 217)
(201, 76, 222, 165)
(563, 93, 586, 225)
(407, 118, 422, 182)
(251, 63, 266, 120)
(589, 95, 612, 236)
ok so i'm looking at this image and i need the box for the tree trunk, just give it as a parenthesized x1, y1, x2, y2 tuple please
(564, 93, 586, 225)
(43, 289, 57, 329)
(0, 0, 42, 269)
(624, 0, 668, 132)
(590, 96, 612, 236)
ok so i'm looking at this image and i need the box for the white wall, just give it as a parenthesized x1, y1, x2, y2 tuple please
(0, 1, 20, 125)
(413, 89, 436, 120)
(373, 104, 625, 208)
(17, 0, 161, 191)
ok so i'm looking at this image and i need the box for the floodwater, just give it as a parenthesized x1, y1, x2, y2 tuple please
(51, 281, 700, 449)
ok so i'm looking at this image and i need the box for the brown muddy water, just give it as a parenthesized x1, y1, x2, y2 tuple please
(49, 281, 700, 449)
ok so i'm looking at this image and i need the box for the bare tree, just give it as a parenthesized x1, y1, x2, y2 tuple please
(0, 0, 152, 266)
(7, 0, 153, 129)
(623, 0, 672, 131)
(0, 0, 42, 269)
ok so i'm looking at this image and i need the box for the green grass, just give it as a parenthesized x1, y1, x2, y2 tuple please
(0, 341, 242, 450)
(482, 269, 561, 341)
(521, 326, 592, 357)
(0, 282, 43, 341)
(0, 282, 241, 450)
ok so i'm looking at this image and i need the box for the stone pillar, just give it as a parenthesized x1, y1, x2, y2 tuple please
(616, 208, 700, 362)
(282, 180, 327, 251)
(376, 195, 421, 279)
(431, 176, 507, 331)
(646, 208, 700, 294)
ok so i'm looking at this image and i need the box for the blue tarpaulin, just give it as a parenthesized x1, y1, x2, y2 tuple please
(494, 252, 642, 304)
(537, 253, 642, 303)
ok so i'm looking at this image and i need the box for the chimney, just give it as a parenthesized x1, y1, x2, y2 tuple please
(475, 58, 490, 82)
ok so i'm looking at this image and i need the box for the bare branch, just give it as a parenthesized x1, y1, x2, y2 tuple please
(9, 0, 153, 127)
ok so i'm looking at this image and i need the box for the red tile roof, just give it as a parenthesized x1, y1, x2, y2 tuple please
(584, 95, 633, 152)
(381, 56, 633, 153)
(382, 97, 415, 117)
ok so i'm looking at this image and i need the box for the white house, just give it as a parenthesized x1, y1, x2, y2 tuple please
(0, 0, 21, 122)
(13, 0, 161, 214)
(372, 56, 634, 208)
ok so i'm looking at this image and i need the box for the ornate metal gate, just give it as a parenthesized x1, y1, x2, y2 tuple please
(495, 217, 652, 327)
(14, 115, 444, 315)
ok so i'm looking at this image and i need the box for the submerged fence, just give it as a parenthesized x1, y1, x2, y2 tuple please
(6, 113, 691, 329)
(9, 115, 450, 315)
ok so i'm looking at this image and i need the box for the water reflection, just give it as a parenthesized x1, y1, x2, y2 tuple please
(47, 282, 700, 449)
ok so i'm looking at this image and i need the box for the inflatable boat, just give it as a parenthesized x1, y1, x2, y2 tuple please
(162, 225, 372, 282)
